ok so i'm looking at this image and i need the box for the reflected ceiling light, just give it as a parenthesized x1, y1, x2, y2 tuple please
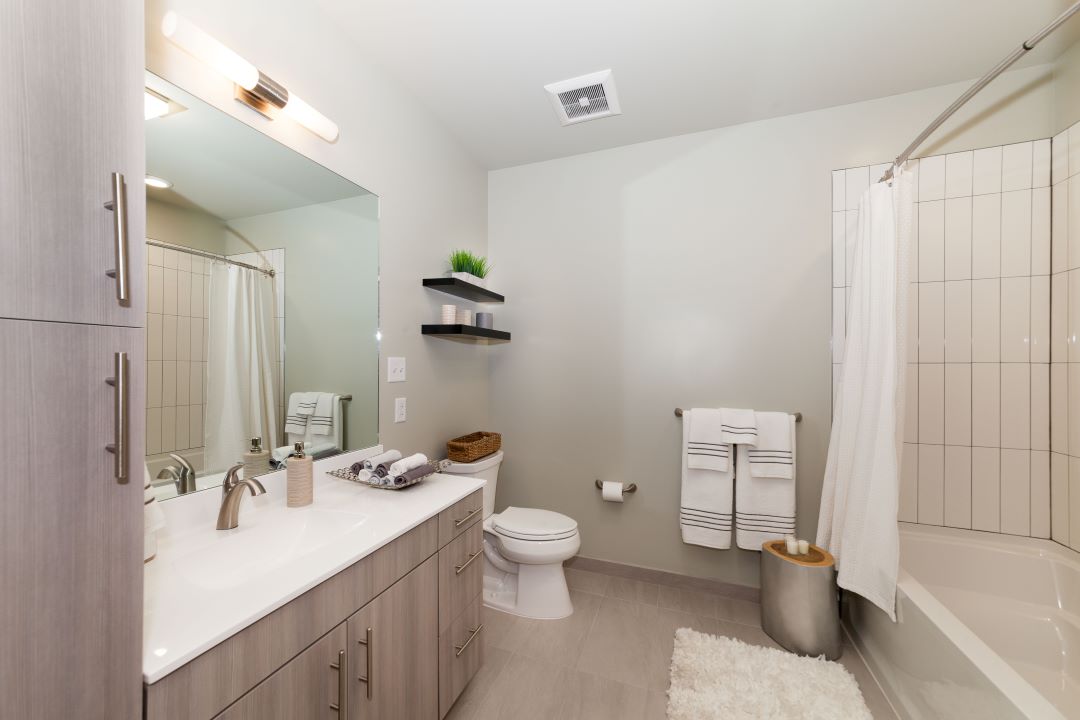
(161, 11, 339, 143)
(144, 90, 169, 120)
(145, 175, 173, 189)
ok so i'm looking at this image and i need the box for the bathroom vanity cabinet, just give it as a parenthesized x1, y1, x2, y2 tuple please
(144, 488, 485, 720)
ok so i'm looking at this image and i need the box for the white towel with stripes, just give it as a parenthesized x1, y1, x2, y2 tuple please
(680, 409, 733, 549)
(735, 413, 796, 550)
(308, 392, 335, 436)
(747, 411, 795, 479)
(719, 407, 758, 446)
(285, 392, 317, 435)
(686, 408, 731, 472)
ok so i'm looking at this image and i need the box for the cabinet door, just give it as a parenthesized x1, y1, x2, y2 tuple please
(213, 624, 348, 720)
(0, 0, 145, 326)
(349, 555, 439, 719)
(0, 319, 145, 719)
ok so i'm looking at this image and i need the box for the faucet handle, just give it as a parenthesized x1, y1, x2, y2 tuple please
(221, 463, 245, 498)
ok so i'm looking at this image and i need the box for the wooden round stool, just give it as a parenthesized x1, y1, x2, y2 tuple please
(759, 540, 842, 660)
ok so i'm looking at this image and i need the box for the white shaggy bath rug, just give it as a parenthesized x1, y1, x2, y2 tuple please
(667, 628, 872, 720)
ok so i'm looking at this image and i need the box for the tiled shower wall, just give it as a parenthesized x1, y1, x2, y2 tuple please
(832, 138, 1053, 539)
(1050, 119, 1080, 552)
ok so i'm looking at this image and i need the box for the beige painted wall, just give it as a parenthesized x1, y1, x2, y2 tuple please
(147, 0, 490, 460)
(488, 63, 1059, 588)
(146, 197, 227, 253)
(225, 196, 380, 453)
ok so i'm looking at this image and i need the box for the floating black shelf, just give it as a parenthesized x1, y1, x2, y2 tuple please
(421, 324, 511, 342)
(422, 277, 504, 303)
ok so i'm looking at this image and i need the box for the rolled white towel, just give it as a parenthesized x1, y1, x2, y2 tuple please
(388, 453, 428, 477)
(363, 449, 402, 471)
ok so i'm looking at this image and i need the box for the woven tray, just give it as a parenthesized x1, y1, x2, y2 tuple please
(329, 459, 450, 490)
(446, 431, 501, 463)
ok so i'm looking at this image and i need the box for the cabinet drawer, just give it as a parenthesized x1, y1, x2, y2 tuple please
(439, 595, 484, 718)
(438, 489, 483, 547)
(439, 521, 484, 631)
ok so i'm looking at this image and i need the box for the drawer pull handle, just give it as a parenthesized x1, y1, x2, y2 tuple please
(455, 624, 484, 657)
(329, 649, 347, 718)
(454, 507, 481, 527)
(455, 549, 483, 575)
(103, 172, 130, 304)
(104, 351, 129, 482)
(356, 626, 373, 700)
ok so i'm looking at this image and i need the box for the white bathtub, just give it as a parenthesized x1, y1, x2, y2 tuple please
(845, 523, 1078, 719)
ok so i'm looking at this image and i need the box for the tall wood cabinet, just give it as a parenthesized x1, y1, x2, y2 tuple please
(0, 1, 146, 718)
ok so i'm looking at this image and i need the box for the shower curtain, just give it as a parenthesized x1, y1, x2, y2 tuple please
(816, 168, 914, 621)
(204, 262, 280, 473)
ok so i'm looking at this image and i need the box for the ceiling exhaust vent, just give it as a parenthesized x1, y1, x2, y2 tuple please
(544, 69, 621, 126)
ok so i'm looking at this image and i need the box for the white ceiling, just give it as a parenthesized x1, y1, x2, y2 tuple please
(316, 0, 1080, 169)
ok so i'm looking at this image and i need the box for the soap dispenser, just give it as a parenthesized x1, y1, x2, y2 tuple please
(243, 437, 270, 480)
(287, 442, 313, 508)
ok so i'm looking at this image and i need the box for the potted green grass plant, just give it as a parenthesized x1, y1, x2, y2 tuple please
(448, 249, 492, 288)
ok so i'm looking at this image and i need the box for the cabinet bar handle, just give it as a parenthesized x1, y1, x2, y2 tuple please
(104, 351, 128, 482)
(454, 507, 480, 527)
(356, 627, 373, 700)
(103, 172, 130, 304)
(454, 624, 484, 657)
(455, 549, 482, 575)
(329, 649, 347, 718)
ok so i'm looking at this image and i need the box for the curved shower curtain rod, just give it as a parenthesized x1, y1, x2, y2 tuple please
(881, 0, 1080, 183)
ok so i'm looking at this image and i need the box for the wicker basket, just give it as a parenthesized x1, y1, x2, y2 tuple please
(446, 431, 502, 463)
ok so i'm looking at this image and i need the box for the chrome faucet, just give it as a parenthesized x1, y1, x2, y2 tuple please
(217, 463, 266, 530)
(157, 453, 197, 495)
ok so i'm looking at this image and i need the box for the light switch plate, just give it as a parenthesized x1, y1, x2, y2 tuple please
(394, 397, 407, 423)
(387, 356, 406, 383)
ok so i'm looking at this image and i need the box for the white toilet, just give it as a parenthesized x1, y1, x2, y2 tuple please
(442, 451, 580, 619)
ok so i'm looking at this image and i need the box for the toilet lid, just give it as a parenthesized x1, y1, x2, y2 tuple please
(493, 507, 578, 541)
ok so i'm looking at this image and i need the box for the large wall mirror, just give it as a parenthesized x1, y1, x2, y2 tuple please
(144, 72, 379, 500)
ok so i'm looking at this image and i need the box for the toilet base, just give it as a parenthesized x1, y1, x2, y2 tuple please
(482, 557, 574, 620)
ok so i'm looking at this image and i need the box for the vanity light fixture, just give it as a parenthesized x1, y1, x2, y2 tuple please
(144, 175, 173, 189)
(161, 11, 340, 143)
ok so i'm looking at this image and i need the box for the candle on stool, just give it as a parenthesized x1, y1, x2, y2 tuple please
(798, 539, 810, 555)
(785, 538, 799, 555)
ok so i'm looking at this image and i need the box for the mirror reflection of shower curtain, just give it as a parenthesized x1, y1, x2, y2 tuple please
(204, 262, 280, 473)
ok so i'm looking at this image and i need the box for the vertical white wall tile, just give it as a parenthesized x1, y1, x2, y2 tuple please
(918, 444, 945, 525)
(1031, 275, 1050, 363)
(832, 288, 845, 364)
(944, 197, 972, 280)
(189, 362, 203, 409)
(972, 447, 1001, 531)
(944, 281, 971, 363)
(176, 269, 191, 317)
(174, 249, 190, 273)
(1032, 187, 1050, 275)
(908, 158, 921, 202)
(190, 317, 203, 364)
(1070, 123, 1080, 179)
(162, 267, 178, 316)
(1070, 178, 1080, 270)
(907, 284, 919, 363)
(1000, 449, 1031, 536)
(147, 266, 164, 315)
(910, 203, 919, 281)
(1071, 363, 1080, 456)
(833, 171, 847, 211)
(1001, 142, 1033, 192)
(161, 361, 176, 407)
(190, 274, 204, 318)
(189, 256, 203, 276)
(1052, 363, 1069, 453)
(919, 155, 946, 201)
(919, 200, 945, 282)
(1033, 139, 1051, 189)
(146, 360, 162, 409)
(845, 209, 858, 285)
(971, 279, 1000, 361)
(832, 212, 845, 287)
(1001, 363, 1030, 450)
(846, 166, 869, 210)
(147, 243, 163, 267)
(146, 408, 161, 456)
(972, 363, 1001, 447)
(1031, 363, 1049, 451)
(1000, 190, 1032, 277)
(905, 364, 919, 443)
(176, 316, 191, 362)
(162, 248, 178, 269)
(1071, 458, 1080, 551)
(1031, 450, 1050, 539)
(175, 360, 190, 405)
(1052, 274, 1068, 362)
(944, 446, 972, 529)
(900, 444, 918, 522)
(973, 146, 1003, 195)
(1052, 452, 1070, 545)
(1053, 181, 1069, 274)
(147, 313, 162, 361)
(162, 315, 177, 361)
(1000, 276, 1030, 363)
(174, 405, 190, 451)
(1071, 270, 1080, 362)
(1052, 129, 1070, 185)
(190, 404, 204, 449)
(919, 282, 945, 362)
(160, 406, 176, 454)
(945, 363, 972, 446)
(944, 151, 973, 199)
(971, 194, 1002, 279)
(919, 364, 945, 444)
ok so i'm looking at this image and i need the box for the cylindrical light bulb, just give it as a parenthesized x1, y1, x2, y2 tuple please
(161, 11, 259, 91)
(282, 93, 339, 143)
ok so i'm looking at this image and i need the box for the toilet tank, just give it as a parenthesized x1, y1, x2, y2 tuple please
(441, 450, 502, 518)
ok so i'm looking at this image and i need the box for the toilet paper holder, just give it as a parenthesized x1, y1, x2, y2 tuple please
(595, 479, 637, 495)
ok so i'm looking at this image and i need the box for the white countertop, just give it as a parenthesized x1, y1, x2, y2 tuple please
(143, 449, 484, 683)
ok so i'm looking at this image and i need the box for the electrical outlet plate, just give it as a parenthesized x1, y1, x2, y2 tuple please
(394, 397, 407, 423)
(387, 356, 406, 383)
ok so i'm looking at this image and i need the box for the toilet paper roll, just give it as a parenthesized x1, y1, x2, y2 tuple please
(601, 481, 624, 503)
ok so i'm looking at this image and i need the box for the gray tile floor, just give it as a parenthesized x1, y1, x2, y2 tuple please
(447, 567, 899, 720)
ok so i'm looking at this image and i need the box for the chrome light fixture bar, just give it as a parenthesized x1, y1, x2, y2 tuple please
(161, 12, 339, 143)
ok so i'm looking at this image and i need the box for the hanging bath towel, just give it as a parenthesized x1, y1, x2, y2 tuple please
(680, 409, 733, 549)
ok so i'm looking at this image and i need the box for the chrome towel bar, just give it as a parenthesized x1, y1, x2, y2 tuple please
(675, 407, 802, 422)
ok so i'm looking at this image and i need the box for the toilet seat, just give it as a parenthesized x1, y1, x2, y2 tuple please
(492, 507, 578, 542)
